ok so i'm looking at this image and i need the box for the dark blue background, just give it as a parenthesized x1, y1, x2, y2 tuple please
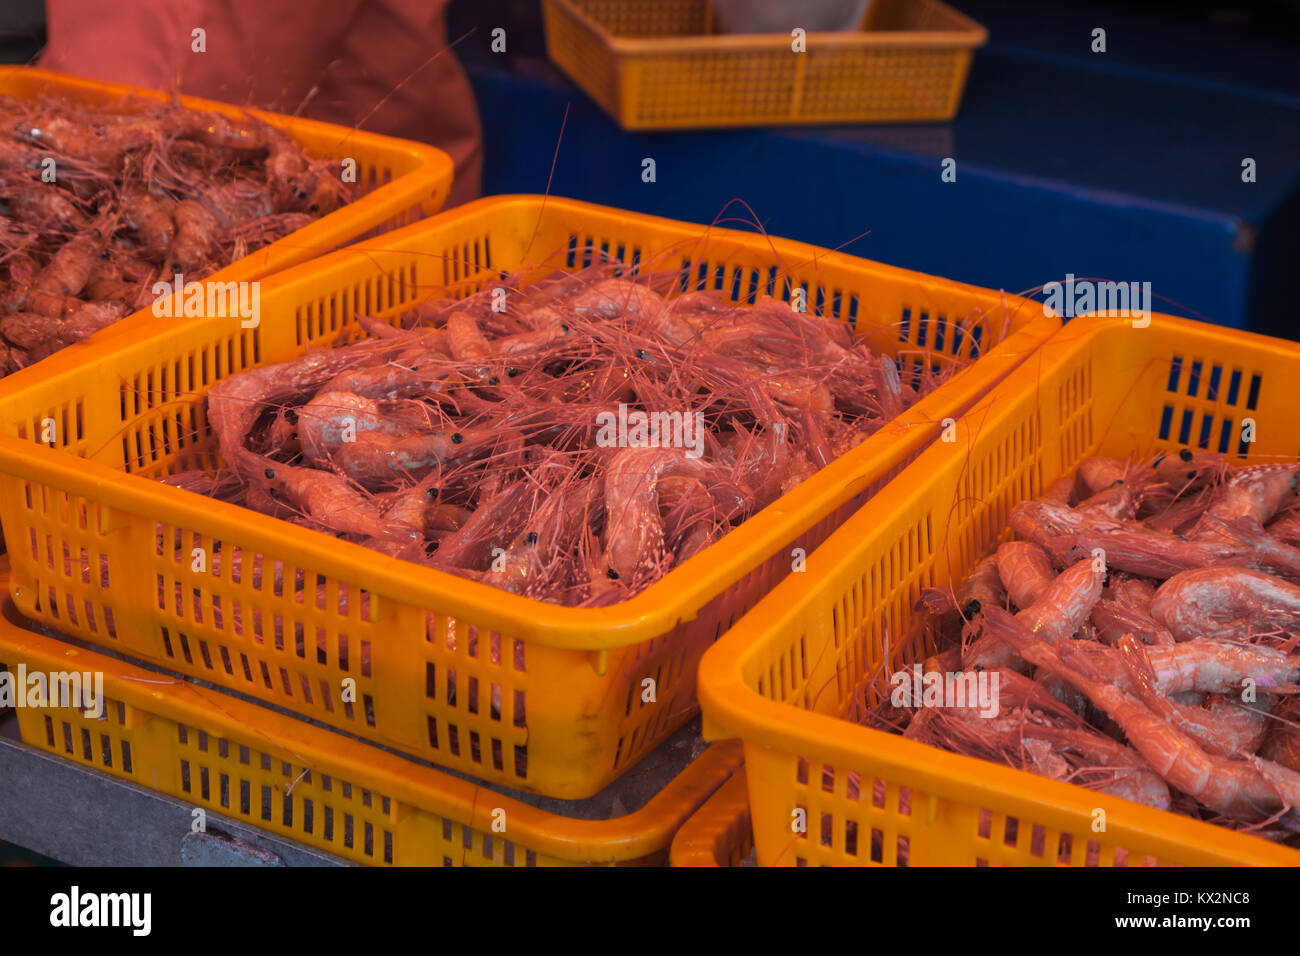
(449, 0, 1300, 340)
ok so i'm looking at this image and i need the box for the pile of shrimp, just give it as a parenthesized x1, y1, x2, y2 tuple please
(857, 449, 1300, 849)
(0, 92, 349, 371)
(165, 262, 961, 607)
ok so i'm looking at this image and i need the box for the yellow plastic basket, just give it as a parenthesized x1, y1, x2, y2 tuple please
(0, 65, 453, 373)
(0, 575, 743, 866)
(699, 313, 1300, 866)
(541, 0, 987, 130)
(670, 768, 753, 866)
(0, 194, 1055, 799)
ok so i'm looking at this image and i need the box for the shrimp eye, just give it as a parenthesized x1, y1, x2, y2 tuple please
(963, 599, 981, 616)
(112, 177, 122, 187)
(100, 249, 110, 258)
(425, 488, 437, 499)
(1179, 448, 1194, 462)
(560, 324, 570, 333)
(635, 348, 648, 360)
(526, 531, 539, 545)
(263, 468, 275, 479)
(606, 568, 620, 580)
(488, 376, 500, 386)
(297, 189, 309, 199)
(450, 432, 464, 444)
(285, 408, 298, 424)
(507, 368, 519, 377)
(1187, 471, 1196, 480)
(1177, 534, 1188, 542)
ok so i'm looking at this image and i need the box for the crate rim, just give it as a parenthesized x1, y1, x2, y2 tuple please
(546, 0, 989, 54)
(697, 312, 1300, 866)
(0, 193, 1056, 652)
(0, 576, 744, 862)
(668, 767, 751, 866)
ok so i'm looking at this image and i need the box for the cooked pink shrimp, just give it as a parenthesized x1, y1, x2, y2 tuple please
(761, 372, 835, 418)
(1149, 566, 1300, 642)
(1192, 463, 1300, 537)
(1112, 574, 1157, 612)
(1042, 522, 1255, 579)
(445, 310, 493, 362)
(602, 446, 711, 582)
(875, 356, 905, 419)
(373, 485, 436, 536)
(1018, 723, 1171, 810)
(983, 606, 1282, 822)
(333, 427, 501, 491)
(1142, 639, 1300, 695)
(725, 421, 791, 514)
(1041, 475, 1075, 505)
(1151, 447, 1227, 493)
(257, 456, 415, 541)
(492, 326, 569, 359)
(1010, 557, 1105, 641)
(658, 474, 716, 549)
(295, 391, 416, 463)
(1091, 599, 1175, 646)
(1076, 483, 1137, 520)
(493, 480, 604, 597)
(27, 207, 119, 314)
(907, 703, 1170, 810)
(939, 666, 1077, 723)
(1076, 456, 1128, 496)
(995, 540, 1055, 610)
(1142, 491, 1214, 535)
(960, 556, 1006, 614)
(966, 558, 1103, 671)
(574, 278, 666, 325)
(1008, 498, 1090, 545)
(206, 342, 401, 469)
(1115, 635, 1269, 757)
(319, 346, 451, 400)
(1035, 671, 1090, 715)
(917, 553, 1005, 618)
(433, 480, 535, 571)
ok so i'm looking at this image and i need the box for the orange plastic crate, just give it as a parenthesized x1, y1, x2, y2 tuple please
(670, 769, 753, 866)
(0, 194, 1055, 799)
(542, 0, 987, 130)
(700, 313, 1300, 866)
(0, 564, 743, 866)
(0, 66, 452, 376)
